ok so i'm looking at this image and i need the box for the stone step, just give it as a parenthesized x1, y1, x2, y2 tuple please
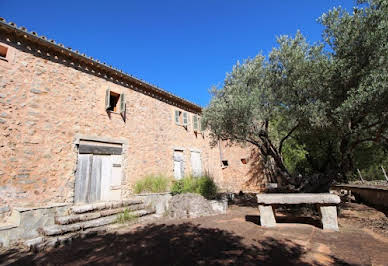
(26, 213, 160, 251)
(55, 203, 147, 225)
(70, 199, 143, 214)
(41, 209, 154, 236)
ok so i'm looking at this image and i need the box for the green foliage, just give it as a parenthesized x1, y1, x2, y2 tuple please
(282, 138, 308, 176)
(133, 174, 172, 194)
(171, 175, 218, 199)
(196, 175, 218, 199)
(353, 142, 388, 181)
(202, 0, 388, 187)
(116, 208, 138, 224)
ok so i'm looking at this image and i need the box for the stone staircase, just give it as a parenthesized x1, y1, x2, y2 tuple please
(25, 199, 156, 250)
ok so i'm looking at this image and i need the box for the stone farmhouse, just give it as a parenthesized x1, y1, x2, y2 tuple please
(0, 19, 264, 212)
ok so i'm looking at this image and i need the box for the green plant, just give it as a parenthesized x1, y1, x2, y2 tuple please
(171, 175, 218, 199)
(197, 175, 218, 199)
(116, 208, 138, 224)
(133, 174, 172, 194)
(202, 0, 388, 190)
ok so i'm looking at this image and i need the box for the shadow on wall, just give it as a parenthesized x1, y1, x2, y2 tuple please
(245, 149, 268, 190)
(1, 223, 349, 265)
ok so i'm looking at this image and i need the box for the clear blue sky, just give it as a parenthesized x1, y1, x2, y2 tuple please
(1, 1, 354, 107)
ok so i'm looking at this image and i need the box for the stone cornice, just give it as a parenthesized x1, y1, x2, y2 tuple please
(0, 18, 202, 113)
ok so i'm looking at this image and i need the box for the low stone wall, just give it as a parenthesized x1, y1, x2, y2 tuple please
(209, 199, 228, 214)
(0, 194, 228, 247)
(331, 184, 388, 209)
(133, 193, 172, 216)
(0, 203, 70, 247)
(133, 192, 228, 216)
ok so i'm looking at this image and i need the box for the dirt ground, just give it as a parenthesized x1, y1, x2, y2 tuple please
(1, 203, 388, 266)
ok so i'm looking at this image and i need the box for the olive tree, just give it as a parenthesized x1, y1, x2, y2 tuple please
(202, 0, 388, 191)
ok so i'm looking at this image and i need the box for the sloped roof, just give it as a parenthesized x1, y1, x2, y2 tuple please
(0, 18, 202, 112)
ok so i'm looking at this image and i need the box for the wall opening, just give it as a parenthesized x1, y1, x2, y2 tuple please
(0, 45, 8, 59)
(107, 91, 120, 112)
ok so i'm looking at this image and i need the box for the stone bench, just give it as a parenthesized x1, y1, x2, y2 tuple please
(257, 193, 340, 231)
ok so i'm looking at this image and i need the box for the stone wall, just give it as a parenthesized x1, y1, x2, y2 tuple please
(0, 31, 263, 208)
(219, 142, 265, 192)
(0, 204, 70, 246)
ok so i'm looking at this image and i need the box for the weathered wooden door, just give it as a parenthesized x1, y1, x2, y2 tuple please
(173, 150, 184, 179)
(190, 151, 202, 177)
(100, 155, 122, 201)
(74, 154, 122, 203)
(74, 154, 103, 203)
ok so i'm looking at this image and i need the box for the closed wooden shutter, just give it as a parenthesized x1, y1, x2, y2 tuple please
(105, 88, 111, 110)
(175, 110, 180, 124)
(191, 151, 202, 177)
(120, 93, 126, 115)
(183, 112, 188, 126)
(199, 116, 204, 132)
(193, 115, 198, 131)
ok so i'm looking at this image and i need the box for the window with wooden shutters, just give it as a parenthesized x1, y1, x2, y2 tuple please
(193, 115, 198, 131)
(105, 89, 120, 112)
(183, 112, 188, 126)
(175, 110, 180, 124)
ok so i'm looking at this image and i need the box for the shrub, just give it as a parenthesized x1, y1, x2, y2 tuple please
(133, 174, 172, 194)
(171, 175, 218, 199)
(197, 175, 218, 199)
(116, 208, 138, 224)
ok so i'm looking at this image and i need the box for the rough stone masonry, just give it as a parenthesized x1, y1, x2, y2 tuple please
(0, 19, 264, 210)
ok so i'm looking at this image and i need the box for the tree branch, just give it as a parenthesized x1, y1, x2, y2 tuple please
(279, 123, 300, 155)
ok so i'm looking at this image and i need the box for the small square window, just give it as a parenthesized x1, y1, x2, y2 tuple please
(105, 88, 125, 115)
(222, 160, 229, 167)
(241, 158, 248, 164)
(0, 45, 8, 59)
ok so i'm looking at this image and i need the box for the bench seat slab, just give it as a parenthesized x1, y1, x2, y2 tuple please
(257, 193, 340, 205)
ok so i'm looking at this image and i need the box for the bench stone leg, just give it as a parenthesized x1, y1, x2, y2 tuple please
(259, 205, 276, 227)
(319, 205, 339, 231)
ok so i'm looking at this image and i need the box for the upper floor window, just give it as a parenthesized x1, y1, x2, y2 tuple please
(175, 110, 188, 127)
(0, 45, 8, 60)
(193, 114, 204, 133)
(105, 88, 125, 115)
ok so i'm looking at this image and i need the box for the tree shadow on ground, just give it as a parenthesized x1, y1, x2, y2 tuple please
(1, 222, 351, 266)
(245, 215, 322, 229)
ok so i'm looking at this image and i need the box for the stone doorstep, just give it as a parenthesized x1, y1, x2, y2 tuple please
(71, 199, 143, 214)
(55, 204, 146, 225)
(42, 209, 155, 236)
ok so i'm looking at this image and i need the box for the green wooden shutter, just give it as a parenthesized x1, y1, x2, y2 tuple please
(175, 110, 180, 124)
(105, 88, 111, 110)
(199, 116, 205, 132)
(183, 112, 188, 126)
(120, 93, 125, 115)
(193, 115, 198, 131)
